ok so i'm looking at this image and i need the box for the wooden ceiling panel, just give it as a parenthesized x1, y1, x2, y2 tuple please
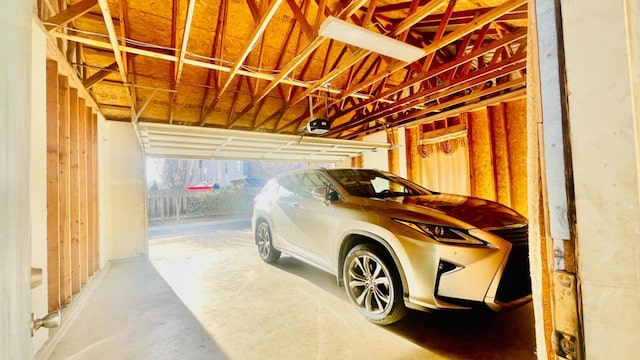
(42, 0, 528, 139)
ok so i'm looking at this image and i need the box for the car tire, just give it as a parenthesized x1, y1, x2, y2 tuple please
(256, 221, 281, 263)
(343, 244, 406, 325)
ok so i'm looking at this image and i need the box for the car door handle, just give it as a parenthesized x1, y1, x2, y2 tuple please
(290, 203, 301, 209)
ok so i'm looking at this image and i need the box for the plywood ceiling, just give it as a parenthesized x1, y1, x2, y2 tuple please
(38, 0, 527, 140)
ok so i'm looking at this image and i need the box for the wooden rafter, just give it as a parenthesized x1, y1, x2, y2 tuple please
(134, 90, 159, 122)
(332, 28, 526, 119)
(394, 0, 447, 35)
(199, 0, 229, 122)
(169, 0, 197, 124)
(45, 0, 97, 32)
(97, 0, 131, 113)
(248, 0, 369, 107)
(288, 0, 447, 108)
(225, 80, 244, 127)
(421, 0, 456, 72)
(83, 61, 118, 89)
(338, 0, 527, 102)
(118, 0, 136, 114)
(285, 0, 314, 39)
(52, 31, 369, 99)
(199, 0, 285, 126)
(459, 24, 492, 75)
(329, 53, 527, 136)
(389, 80, 526, 131)
(415, 5, 528, 28)
(245, 0, 260, 22)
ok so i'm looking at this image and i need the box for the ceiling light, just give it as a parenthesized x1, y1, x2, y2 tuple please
(319, 16, 425, 63)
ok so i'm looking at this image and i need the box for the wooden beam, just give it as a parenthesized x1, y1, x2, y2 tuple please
(69, 87, 81, 294)
(45, 0, 97, 32)
(199, 0, 284, 126)
(422, 0, 456, 72)
(199, 0, 228, 122)
(34, 13, 101, 112)
(57, 74, 73, 305)
(97, 0, 131, 105)
(288, 0, 446, 107)
(169, 0, 197, 124)
(52, 31, 369, 99)
(135, 90, 159, 122)
(247, 0, 369, 108)
(395, 81, 526, 130)
(78, 99, 89, 286)
(86, 109, 94, 276)
(333, 29, 527, 119)
(331, 55, 526, 135)
(83, 61, 118, 89)
(339, 0, 527, 101)
(285, 0, 314, 39)
(119, 0, 135, 112)
(393, 0, 448, 34)
(46, 59, 61, 312)
(91, 113, 99, 272)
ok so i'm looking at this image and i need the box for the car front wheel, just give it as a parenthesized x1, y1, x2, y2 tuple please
(343, 244, 406, 325)
(256, 222, 280, 263)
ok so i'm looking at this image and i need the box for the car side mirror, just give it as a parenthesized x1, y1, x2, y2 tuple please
(311, 186, 329, 202)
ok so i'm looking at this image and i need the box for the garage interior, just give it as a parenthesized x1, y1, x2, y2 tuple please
(1, 0, 639, 359)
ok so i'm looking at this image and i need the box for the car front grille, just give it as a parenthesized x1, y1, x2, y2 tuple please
(490, 225, 528, 245)
(495, 244, 532, 303)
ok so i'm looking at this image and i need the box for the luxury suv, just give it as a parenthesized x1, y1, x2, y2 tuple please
(252, 168, 531, 325)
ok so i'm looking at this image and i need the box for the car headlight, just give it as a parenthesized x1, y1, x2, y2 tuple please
(393, 219, 486, 246)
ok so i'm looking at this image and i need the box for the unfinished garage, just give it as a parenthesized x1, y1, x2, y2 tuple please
(1, 0, 639, 359)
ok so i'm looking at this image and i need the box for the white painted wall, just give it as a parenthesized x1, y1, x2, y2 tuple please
(103, 121, 147, 260)
(561, 1, 640, 357)
(362, 131, 389, 170)
(30, 19, 48, 353)
(0, 0, 33, 356)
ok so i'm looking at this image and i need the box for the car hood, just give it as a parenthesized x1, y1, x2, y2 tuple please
(378, 193, 527, 228)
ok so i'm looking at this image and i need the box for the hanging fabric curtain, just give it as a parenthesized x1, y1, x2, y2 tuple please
(419, 130, 470, 195)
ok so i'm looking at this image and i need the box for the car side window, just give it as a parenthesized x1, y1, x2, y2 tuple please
(299, 172, 337, 200)
(277, 175, 299, 198)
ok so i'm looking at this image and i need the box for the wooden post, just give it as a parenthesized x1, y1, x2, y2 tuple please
(58, 75, 72, 305)
(490, 104, 513, 207)
(78, 99, 88, 286)
(46, 59, 60, 312)
(69, 87, 81, 294)
(85, 108, 94, 277)
(91, 113, 100, 271)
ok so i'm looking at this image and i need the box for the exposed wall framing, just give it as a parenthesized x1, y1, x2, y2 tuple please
(45, 57, 100, 312)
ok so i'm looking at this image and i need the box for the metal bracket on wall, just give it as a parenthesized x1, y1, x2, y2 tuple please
(552, 271, 582, 360)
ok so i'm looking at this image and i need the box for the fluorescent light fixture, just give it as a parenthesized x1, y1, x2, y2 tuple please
(319, 16, 425, 63)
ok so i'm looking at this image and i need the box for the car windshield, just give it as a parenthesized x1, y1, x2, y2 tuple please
(326, 169, 432, 198)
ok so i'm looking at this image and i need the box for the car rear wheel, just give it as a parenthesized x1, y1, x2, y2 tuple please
(343, 244, 406, 325)
(256, 222, 280, 263)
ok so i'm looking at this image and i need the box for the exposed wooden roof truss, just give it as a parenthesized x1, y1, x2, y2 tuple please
(38, 0, 527, 140)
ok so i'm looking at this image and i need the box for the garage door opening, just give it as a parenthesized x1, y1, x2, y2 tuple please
(145, 158, 325, 226)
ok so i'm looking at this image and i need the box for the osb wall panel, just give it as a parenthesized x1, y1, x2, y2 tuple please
(469, 108, 497, 201)
(489, 104, 512, 206)
(468, 100, 528, 215)
(405, 127, 422, 183)
(505, 99, 528, 216)
(399, 99, 528, 215)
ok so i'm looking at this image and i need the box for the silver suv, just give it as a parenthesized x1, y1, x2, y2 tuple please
(252, 168, 531, 325)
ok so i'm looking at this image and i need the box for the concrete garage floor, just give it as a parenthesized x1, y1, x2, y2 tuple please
(48, 218, 536, 360)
